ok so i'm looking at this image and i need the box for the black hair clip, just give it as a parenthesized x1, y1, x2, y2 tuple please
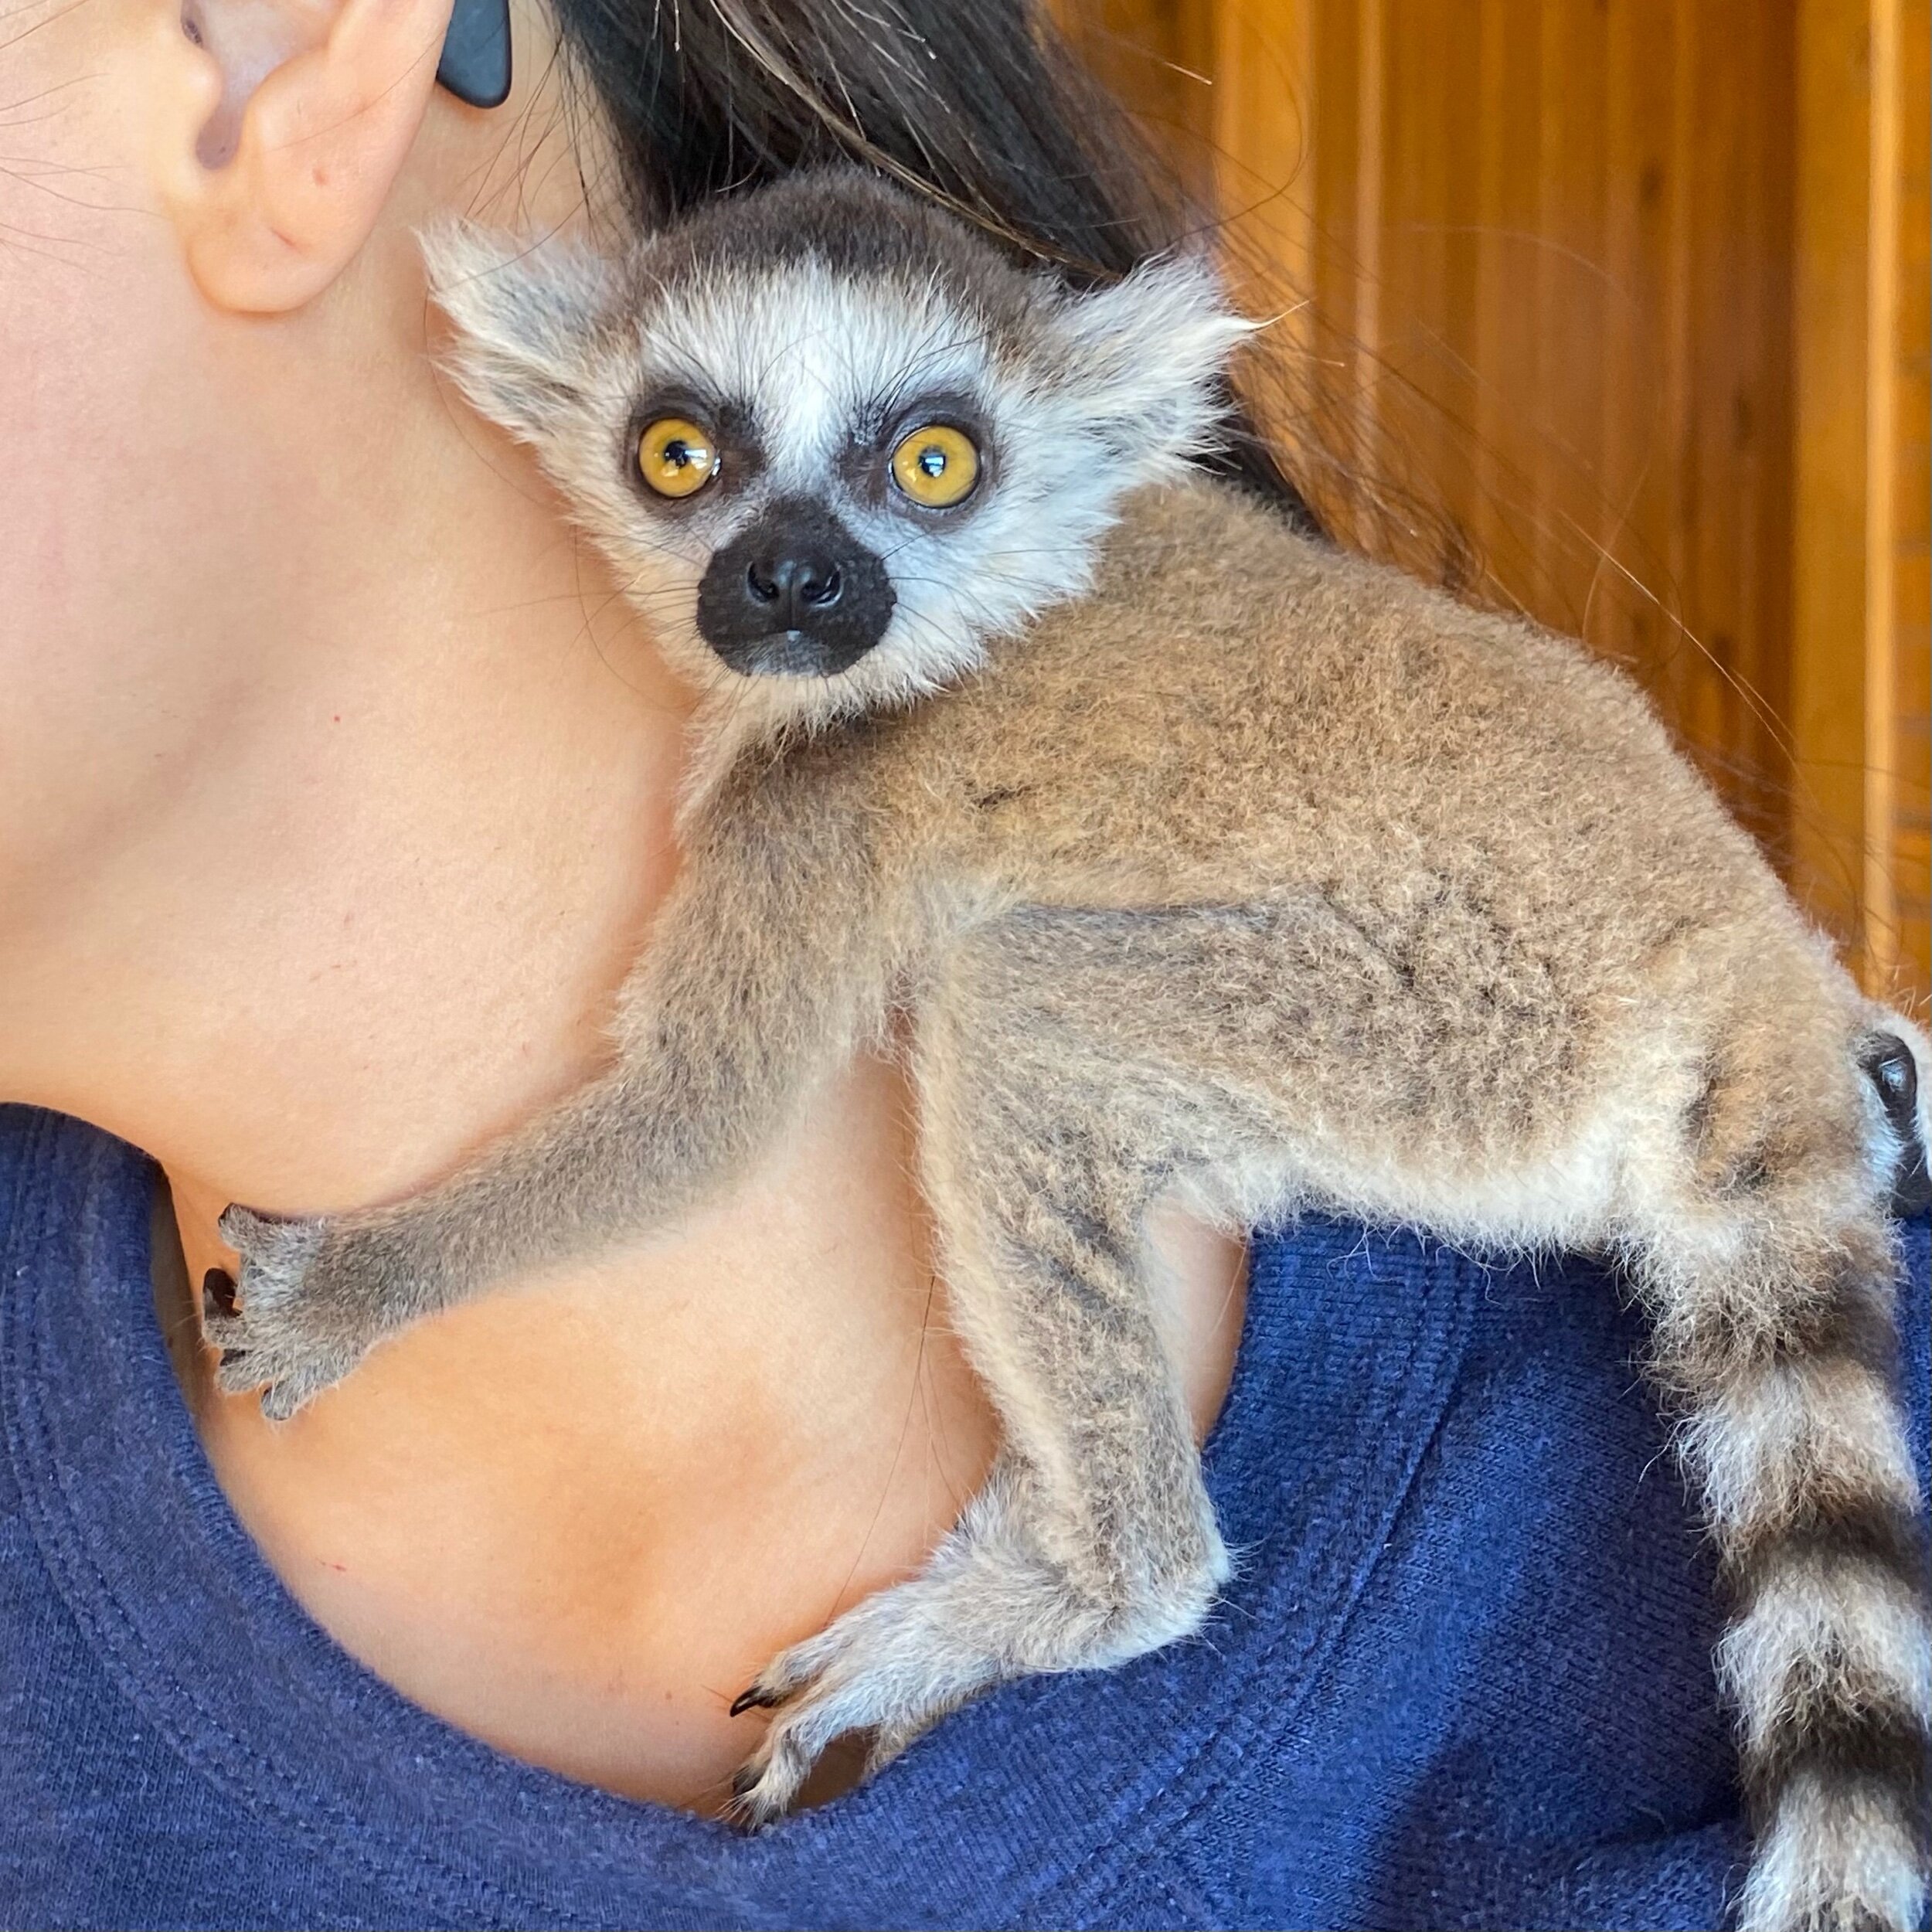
(436, 0, 511, 107)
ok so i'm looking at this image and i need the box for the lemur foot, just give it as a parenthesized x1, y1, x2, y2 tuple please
(203, 1206, 387, 1420)
(723, 1479, 1225, 1828)
(724, 1586, 981, 1828)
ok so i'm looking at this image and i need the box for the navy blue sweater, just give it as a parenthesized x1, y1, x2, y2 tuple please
(3, 1103, 1927, 1930)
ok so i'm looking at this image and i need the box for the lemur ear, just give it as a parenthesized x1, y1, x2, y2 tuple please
(421, 223, 615, 442)
(1047, 255, 1257, 470)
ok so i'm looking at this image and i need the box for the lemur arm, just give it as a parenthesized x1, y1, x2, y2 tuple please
(209, 760, 913, 1417)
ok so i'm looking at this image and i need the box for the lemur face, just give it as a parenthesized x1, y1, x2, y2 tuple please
(427, 171, 1250, 730)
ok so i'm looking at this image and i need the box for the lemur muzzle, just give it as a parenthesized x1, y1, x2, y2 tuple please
(697, 498, 896, 678)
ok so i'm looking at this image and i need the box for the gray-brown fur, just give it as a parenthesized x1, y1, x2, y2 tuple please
(211, 172, 1931, 1930)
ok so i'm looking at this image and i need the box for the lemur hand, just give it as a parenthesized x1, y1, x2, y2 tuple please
(203, 1206, 402, 1421)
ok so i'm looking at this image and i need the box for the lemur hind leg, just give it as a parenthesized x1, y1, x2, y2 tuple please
(726, 965, 1230, 1825)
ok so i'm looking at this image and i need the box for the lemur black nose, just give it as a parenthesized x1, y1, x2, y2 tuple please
(699, 498, 895, 678)
(744, 550, 844, 628)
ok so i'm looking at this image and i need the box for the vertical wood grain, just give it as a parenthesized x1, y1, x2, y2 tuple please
(1893, 0, 1931, 995)
(1658, 0, 1699, 743)
(1866, 0, 1902, 985)
(1792, 0, 1877, 972)
(1350, 0, 1384, 552)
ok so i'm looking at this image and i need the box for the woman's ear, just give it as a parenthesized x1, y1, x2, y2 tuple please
(150, 0, 459, 312)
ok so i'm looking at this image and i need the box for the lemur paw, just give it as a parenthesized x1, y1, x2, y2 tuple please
(724, 1596, 979, 1828)
(203, 1206, 382, 1420)
(721, 1494, 1223, 1828)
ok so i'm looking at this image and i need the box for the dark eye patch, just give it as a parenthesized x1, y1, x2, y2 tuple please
(621, 389, 766, 508)
(842, 391, 996, 513)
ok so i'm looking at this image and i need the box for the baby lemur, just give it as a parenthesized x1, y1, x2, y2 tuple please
(209, 170, 1931, 1929)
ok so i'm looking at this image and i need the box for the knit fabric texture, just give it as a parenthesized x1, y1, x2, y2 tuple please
(3, 1103, 1927, 1930)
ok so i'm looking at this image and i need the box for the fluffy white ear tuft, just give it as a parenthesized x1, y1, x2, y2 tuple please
(1047, 254, 1257, 477)
(420, 223, 616, 444)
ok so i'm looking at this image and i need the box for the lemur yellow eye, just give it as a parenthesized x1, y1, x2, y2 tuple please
(890, 423, 980, 508)
(638, 417, 719, 498)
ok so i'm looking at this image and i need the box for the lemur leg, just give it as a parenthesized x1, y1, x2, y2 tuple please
(209, 784, 906, 1418)
(1621, 1022, 1930, 1932)
(726, 984, 1229, 1825)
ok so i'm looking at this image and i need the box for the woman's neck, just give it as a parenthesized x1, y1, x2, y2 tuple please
(2, 440, 683, 1216)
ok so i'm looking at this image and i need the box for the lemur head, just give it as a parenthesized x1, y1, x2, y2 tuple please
(426, 169, 1253, 731)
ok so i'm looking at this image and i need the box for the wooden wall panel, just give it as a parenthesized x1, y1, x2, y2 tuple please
(1792, 0, 1876, 960)
(1879, 0, 1931, 995)
(1067, 0, 1930, 1009)
(1790, 0, 1930, 1006)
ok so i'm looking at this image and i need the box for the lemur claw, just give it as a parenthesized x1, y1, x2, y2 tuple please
(723, 1583, 995, 1829)
(202, 1206, 375, 1418)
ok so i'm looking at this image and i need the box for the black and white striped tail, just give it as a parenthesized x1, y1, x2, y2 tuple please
(1659, 1021, 1930, 1931)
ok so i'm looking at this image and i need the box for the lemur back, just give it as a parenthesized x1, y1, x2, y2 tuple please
(211, 171, 1932, 1931)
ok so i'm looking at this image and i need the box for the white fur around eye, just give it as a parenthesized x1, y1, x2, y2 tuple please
(625, 264, 995, 495)
(818, 258, 1252, 718)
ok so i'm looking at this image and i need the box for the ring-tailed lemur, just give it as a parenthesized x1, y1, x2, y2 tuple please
(209, 169, 1931, 1928)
